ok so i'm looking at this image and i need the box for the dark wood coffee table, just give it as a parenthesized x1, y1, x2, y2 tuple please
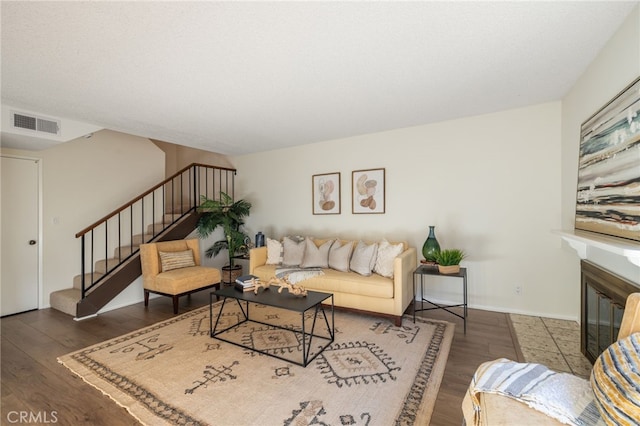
(209, 285, 334, 367)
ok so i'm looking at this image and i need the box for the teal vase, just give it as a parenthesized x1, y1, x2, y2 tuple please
(422, 226, 440, 262)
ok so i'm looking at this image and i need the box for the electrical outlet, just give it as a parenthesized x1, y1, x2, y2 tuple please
(515, 285, 522, 295)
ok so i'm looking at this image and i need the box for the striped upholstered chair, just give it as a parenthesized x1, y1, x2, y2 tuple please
(462, 293, 640, 425)
(139, 239, 221, 314)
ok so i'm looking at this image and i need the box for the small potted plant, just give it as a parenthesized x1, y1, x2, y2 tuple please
(434, 249, 466, 274)
(197, 192, 252, 284)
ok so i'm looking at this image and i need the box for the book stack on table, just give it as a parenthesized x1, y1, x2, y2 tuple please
(234, 274, 259, 292)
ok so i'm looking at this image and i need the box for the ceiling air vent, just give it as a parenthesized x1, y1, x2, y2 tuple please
(12, 112, 61, 135)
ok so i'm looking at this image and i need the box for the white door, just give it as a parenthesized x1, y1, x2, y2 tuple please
(1, 156, 39, 316)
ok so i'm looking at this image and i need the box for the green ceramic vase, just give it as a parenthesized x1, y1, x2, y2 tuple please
(421, 226, 440, 262)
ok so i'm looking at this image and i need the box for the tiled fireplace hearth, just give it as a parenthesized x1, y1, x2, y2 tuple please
(581, 260, 638, 363)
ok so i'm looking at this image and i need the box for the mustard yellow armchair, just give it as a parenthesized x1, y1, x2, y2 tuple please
(139, 239, 221, 314)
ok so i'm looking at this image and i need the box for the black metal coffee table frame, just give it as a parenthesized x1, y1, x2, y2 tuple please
(210, 285, 334, 367)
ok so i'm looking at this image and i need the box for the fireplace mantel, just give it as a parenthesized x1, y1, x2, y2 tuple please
(555, 230, 640, 267)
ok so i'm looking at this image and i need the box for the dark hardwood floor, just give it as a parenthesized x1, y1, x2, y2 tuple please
(1, 293, 519, 425)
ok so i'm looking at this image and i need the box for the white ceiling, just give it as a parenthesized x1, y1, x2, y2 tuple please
(1, 1, 637, 155)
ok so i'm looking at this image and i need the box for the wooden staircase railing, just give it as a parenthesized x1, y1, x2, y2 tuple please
(74, 163, 236, 313)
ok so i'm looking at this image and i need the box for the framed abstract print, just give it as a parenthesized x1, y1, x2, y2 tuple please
(312, 172, 340, 215)
(352, 168, 385, 214)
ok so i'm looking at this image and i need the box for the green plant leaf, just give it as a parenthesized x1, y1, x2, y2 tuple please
(196, 192, 252, 266)
(434, 249, 466, 266)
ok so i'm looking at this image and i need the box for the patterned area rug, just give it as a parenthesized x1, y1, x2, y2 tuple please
(58, 301, 454, 425)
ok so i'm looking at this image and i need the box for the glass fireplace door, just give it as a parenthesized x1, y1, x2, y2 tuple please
(581, 260, 636, 364)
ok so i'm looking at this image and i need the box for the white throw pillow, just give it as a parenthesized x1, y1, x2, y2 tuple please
(266, 238, 283, 265)
(374, 240, 404, 278)
(329, 241, 353, 272)
(282, 236, 306, 267)
(300, 238, 334, 268)
(349, 241, 378, 276)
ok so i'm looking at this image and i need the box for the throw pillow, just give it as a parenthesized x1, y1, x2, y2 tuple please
(282, 236, 306, 267)
(590, 333, 640, 424)
(350, 241, 378, 276)
(158, 249, 195, 272)
(329, 240, 353, 272)
(300, 238, 334, 268)
(374, 240, 404, 278)
(266, 238, 283, 265)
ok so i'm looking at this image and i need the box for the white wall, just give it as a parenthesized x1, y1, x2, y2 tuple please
(1, 129, 165, 309)
(560, 5, 640, 285)
(233, 101, 578, 318)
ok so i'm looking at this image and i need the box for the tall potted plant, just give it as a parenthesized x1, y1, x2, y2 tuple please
(196, 192, 252, 284)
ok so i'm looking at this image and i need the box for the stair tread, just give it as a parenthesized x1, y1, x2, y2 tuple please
(113, 245, 139, 258)
(51, 288, 81, 296)
(73, 272, 104, 289)
(132, 233, 156, 245)
(50, 288, 81, 317)
(94, 257, 124, 274)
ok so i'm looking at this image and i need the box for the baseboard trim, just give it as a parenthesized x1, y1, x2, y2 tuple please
(74, 313, 98, 321)
(413, 296, 579, 322)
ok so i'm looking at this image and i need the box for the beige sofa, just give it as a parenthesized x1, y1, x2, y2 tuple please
(249, 239, 417, 326)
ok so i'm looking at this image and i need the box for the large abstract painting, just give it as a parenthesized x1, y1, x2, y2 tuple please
(575, 77, 640, 242)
